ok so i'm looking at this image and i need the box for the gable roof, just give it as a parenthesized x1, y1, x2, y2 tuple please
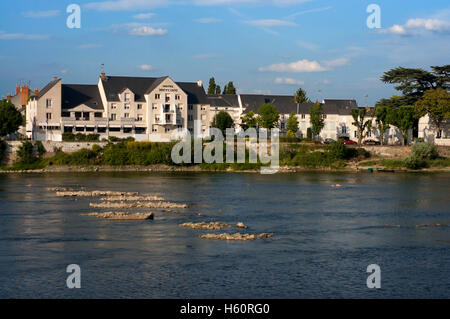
(62, 84, 104, 110)
(34, 78, 60, 100)
(101, 75, 208, 104)
(207, 94, 240, 108)
(240, 94, 315, 114)
(323, 99, 358, 115)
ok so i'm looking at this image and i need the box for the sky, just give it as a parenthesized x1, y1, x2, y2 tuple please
(0, 0, 449, 105)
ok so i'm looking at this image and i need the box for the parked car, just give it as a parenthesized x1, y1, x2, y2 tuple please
(342, 138, 357, 145)
(363, 139, 381, 145)
(323, 138, 335, 144)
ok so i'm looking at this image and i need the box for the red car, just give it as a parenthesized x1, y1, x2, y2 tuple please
(343, 139, 357, 145)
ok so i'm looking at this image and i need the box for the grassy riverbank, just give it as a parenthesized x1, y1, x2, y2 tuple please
(1, 140, 449, 173)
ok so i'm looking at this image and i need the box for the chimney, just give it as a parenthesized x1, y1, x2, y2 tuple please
(53, 76, 58, 81)
(16, 84, 20, 95)
(21, 86, 29, 106)
(101, 72, 106, 80)
(34, 88, 39, 94)
(197, 80, 203, 87)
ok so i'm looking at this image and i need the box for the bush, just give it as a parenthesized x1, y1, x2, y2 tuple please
(404, 155, 427, 170)
(35, 141, 46, 157)
(62, 132, 100, 142)
(411, 142, 438, 160)
(0, 140, 7, 163)
(329, 140, 346, 159)
(16, 141, 36, 164)
(62, 132, 76, 142)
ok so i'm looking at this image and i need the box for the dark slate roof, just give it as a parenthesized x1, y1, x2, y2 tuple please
(323, 99, 358, 115)
(34, 78, 60, 100)
(240, 94, 314, 114)
(62, 84, 104, 110)
(207, 94, 240, 108)
(101, 76, 208, 104)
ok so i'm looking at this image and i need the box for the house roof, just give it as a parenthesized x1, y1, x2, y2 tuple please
(240, 94, 315, 114)
(101, 75, 208, 104)
(207, 94, 240, 108)
(62, 84, 104, 110)
(323, 99, 358, 115)
(34, 78, 60, 100)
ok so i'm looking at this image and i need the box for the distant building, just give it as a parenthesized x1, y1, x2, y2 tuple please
(418, 114, 450, 146)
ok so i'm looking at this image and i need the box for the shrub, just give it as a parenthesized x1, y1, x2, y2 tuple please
(404, 155, 428, 170)
(0, 140, 7, 163)
(62, 132, 76, 142)
(411, 142, 438, 160)
(35, 141, 46, 157)
(16, 141, 36, 164)
(329, 140, 346, 159)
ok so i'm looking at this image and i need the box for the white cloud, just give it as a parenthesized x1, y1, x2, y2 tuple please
(245, 19, 297, 27)
(129, 26, 168, 36)
(0, 31, 49, 40)
(195, 17, 221, 23)
(21, 10, 60, 18)
(323, 57, 349, 67)
(274, 77, 304, 85)
(61, 69, 69, 75)
(138, 64, 153, 71)
(133, 13, 156, 20)
(259, 59, 327, 73)
(381, 18, 450, 35)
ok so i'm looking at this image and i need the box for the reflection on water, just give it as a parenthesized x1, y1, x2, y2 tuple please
(0, 172, 449, 298)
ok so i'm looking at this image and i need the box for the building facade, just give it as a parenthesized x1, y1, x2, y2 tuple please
(26, 74, 211, 142)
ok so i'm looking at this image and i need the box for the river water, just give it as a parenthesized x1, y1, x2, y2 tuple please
(0, 172, 448, 298)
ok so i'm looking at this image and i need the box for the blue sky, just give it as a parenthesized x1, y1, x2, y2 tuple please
(0, 0, 449, 105)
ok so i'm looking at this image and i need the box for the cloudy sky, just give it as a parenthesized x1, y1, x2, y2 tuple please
(0, 0, 449, 105)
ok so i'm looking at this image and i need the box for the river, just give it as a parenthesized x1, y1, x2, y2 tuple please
(0, 172, 448, 298)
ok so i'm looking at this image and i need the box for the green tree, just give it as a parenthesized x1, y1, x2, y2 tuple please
(241, 110, 257, 130)
(286, 112, 299, 133)
(257, 103, 279, 129)
(212, 111, 234, 134)
(374, 105, 391, 145)
(215, 85, 221, 95)
(414, 88, 450, 139)
(381, 65, 449, 102)
(389, 106, 415, 145)
(351, 108, 372, 146)
(207, 77, 217, 95)
(0, 99, 23, 138)
(294, 88, 310, 104)
(309, 101, 324, 140)
(223, 81, 236, 94)
(16, 141, 36, 164)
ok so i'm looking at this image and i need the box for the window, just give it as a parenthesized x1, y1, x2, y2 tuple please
(62, 112, 70, 117)
(155, 94, 160, 99)
(124, 104, 130, 110)
(437, 130, 442, 139)
(137, 104, 142, 110)
(342, 126, 347, 134)
(46, 99, 52, 108)
(124, 93, 131, 102)
(155, 116, 160, 123)
(188, 105, 193, 110)
(165, 127, 170, 133)
(152, 104, 158, 110)
(165, 95, 170, 102)
(202, 126, 206, 132)
(94, 112, 102, 118)
(323, 114, 327, 119)
(152, 125, 158, 132)
(111, 103, 117, 109)
(301, 114, 306, 119)
(367, 131, 372, 138)
(111, 114, 117, 121)
(201, 106, 206, 111)
(124, 113, 130, 118)
(188, 115, 193, 121)
(46, 113, 52, 120)
(137, 114, 143, 121)
(354, 131, 357, 138)
(175, 95, 180, 100)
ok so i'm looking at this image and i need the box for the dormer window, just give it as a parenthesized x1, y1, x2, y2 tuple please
(155, 94, 160, 100)
(46, 99, 52, 108)
(175, 95, 180, 100)
(124, 104, 130, 110)
(124, 93, 131, 102)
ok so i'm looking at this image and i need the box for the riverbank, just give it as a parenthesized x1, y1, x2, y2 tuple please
(1, 163, 449, 173)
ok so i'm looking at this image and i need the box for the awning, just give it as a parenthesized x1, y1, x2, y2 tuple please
(98, 125, 107, 128)
(76, 125, 85, 128)
(63, 125, 74, 127)
(86, 125, 95, 128)
(124, 125, 133, 128)
(109, 125, 121, 128)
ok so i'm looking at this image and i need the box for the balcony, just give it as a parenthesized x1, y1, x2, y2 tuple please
(120, 118, 135, 126)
